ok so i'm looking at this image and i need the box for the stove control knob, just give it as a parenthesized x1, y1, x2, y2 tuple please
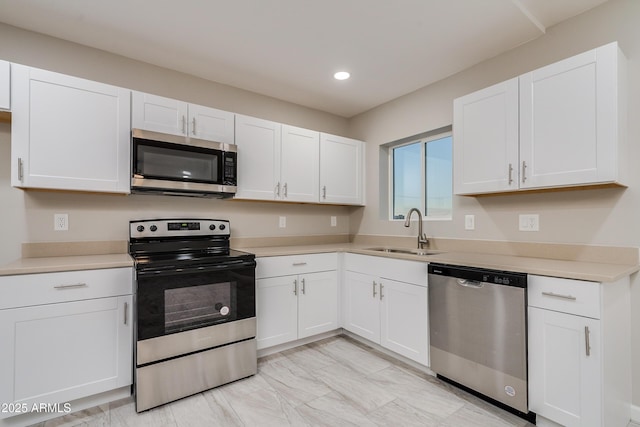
(219, 224, 226, 231)
(150, 225, 158, 232)
(209, 224, 216, 231)
(136, 225, 145, 232)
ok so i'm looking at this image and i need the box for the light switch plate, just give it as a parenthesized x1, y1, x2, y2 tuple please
(331, 216, 337, 227)
(464, 215, 475, 230)
(279, 216, 286, 228)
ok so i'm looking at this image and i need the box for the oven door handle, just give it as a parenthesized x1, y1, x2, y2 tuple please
(137, 259, 256, 277)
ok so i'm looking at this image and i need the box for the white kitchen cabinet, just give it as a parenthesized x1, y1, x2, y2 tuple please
(343, 254, 428, 365)
(453, 78, 519, 194)
(281, 124, 319, 202)
(0, 60, 10, 110)
(235, 115, 320, 203)
(256, 254, 338, 350)
(320, 133, 364, 205)
(131, 91, 234, 143)
(11, 64, 130, 193)
(454, 42, 626, 195)
(0, 268, 133, 422)
(528, 275, 630, 427)
(235, 114, 281, 201)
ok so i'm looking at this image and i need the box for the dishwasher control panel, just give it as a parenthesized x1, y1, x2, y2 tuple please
(428, 264, 527, 288)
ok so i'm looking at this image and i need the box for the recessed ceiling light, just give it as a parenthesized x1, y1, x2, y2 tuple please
(334, 71, 350, 80)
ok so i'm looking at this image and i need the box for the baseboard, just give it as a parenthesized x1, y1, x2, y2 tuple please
(631, 404, 640, 423)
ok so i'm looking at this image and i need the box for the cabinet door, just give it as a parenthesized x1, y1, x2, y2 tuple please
(281, 125, 319, 202)
(453, 78, 519, 195)
(131, 91, 188, 136)
(298, 271, 338, 339)
(528, 307, 601, 427)
(519, 43, 620, 188)
(380, 279, 428, 365)
(235, 115, 281, 201)
(0, 60, 9, 110)
(11, 65, 130, 193)
(319, 133, 364, 205)
(343, 271, 380, 343)
(256, 276, 297, 349)
(0, 296, 132, 416)
(187, 104, 234, 144)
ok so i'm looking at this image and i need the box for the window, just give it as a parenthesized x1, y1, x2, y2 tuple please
(391, 131, 452, 220)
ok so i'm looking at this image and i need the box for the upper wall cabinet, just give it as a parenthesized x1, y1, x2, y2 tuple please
(454, 42, 627, 195)
(320, 133, 364, 205)
(0, 60, 10, 110)
(234, 115, 319, 203)
(11, 64, 131, 193)
(131, 91, 234, 144)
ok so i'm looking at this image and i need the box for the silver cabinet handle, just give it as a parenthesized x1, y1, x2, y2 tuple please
(54, 283, 88, 290)
(124, 301, 129, 325)
(283, 182, 288, 198)
(18, 158, 24, 181)
(301, 278, 306, 295)
(522, 160, 527, 183)
(585, 326, 591, 356)
(275, 182, 281, 197)
(192, 117, 197, 135)
(372, 281, 377, 298)
(182, 115, 186, 134)
(293, 279, 298, 296)
(541, 291, 576, 301)
(322, 186, 327, 199)
(380, 283, 384, 300)
(292, 262, 307, 266)
(508, 163, 513, 185)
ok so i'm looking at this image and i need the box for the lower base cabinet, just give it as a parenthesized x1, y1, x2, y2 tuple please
(256, 254, 338, 350)
(0, 268, 133, 422)
(343, 254, 429, 366)
(527, 275, 630, 427)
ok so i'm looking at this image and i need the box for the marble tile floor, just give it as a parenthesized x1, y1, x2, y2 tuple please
(33, 335, 637, 427)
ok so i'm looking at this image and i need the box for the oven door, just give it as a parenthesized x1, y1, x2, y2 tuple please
(136, 259, 255, 342)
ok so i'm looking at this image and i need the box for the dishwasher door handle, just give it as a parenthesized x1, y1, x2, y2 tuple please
(456, 279, 484, 289)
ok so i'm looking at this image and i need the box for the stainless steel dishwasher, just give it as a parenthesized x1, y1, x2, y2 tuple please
(428, 263, 534, 421)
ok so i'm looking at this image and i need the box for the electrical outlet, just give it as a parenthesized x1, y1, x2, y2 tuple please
(331, 216, 337, 227)
(464, 215, 475, 230)
(279, 216, 286, 228)
(519, 214, 539, 232)
(54, 213, 68, 231)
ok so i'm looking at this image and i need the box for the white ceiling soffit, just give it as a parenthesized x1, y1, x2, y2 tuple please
(0, 0, 609, 117)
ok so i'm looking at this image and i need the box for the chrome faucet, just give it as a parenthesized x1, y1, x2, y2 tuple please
(404, 208, 429, 249)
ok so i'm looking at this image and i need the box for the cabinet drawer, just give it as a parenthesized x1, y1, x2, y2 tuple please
(0, 268, 133, 309)
(256, 253, 337, 278)
(528, 275, 600, 319)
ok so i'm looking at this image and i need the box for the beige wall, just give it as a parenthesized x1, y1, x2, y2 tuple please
(348, 0, 640, 406)
(0, 23, 354, 264)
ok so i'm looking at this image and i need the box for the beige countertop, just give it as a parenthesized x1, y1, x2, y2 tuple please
(0, 253, 134, 276)
(1, 239, 637, 283)
(239, 243, 639, 283)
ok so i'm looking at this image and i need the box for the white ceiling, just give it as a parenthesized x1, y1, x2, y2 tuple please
(0, 0, 609, 117)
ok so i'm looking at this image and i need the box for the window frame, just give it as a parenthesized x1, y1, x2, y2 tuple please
(388, 129, 453, 222)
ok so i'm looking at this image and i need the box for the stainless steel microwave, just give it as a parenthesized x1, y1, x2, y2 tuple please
(131, 128, 237, 198)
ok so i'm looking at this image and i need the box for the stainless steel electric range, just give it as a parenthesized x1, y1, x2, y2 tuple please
(129, 218, 257, 412)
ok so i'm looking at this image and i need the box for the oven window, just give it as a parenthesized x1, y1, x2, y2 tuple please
(135, 142, 219, 183)
(164, 282, 234, 334)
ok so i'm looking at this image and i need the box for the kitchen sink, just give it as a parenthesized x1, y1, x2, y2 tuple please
(365, 247, 443, 256)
